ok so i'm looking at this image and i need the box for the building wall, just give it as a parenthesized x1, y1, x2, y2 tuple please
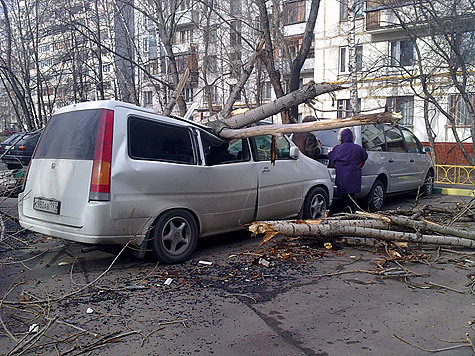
(314, 0, 474, 149)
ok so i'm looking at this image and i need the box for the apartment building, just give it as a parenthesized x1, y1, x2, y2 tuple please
(136, 0, 317, 122)
(314, 0, 475, 163)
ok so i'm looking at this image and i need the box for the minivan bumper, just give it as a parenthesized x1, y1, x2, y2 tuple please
(18, 194, 147, 245)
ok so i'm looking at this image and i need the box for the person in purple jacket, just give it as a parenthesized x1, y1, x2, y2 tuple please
(328, 128, 368, 209)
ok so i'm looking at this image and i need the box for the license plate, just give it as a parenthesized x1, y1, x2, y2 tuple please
(33, 197, 61, 215)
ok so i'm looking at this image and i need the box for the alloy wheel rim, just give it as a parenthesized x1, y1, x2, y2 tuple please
(310, 194, 326, 219)
(161, 217, 191, 256)
(374, 185, 384, 210)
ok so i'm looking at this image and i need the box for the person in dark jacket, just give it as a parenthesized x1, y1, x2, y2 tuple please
(292, 116, 321, 160)
(328, 128, 368, 209)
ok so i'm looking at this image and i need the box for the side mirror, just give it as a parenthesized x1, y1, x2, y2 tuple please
(290, 146, 300, 159)
(422, 146, 431, 154)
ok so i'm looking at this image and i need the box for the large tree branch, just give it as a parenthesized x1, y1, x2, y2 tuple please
(218, 111, 401, 139)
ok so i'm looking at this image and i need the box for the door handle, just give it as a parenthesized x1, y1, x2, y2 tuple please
(410, 159, 414, 162)
(388, 159, 394, 163)
(262, 167, 270, 173)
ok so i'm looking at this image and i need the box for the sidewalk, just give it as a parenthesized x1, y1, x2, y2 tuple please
(434, 182, 475, 196)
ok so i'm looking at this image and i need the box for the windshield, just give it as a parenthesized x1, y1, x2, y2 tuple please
(314, 129, 339, 147)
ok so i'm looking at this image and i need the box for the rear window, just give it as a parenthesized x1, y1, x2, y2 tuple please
(34, 109, 100, 160)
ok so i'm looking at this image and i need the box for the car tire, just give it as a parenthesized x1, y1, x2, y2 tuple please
(302, 187, 329, 219)
(366, 179, 385, 212)
(421, 170, 434, 197)
(152, 210, 198, 264)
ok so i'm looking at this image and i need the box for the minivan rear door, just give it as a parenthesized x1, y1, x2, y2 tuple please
(21, 109, 101, 227)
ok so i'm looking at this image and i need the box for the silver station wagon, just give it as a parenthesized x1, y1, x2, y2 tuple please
(316, 123, 434, 211)
(19, 100, 333, 263)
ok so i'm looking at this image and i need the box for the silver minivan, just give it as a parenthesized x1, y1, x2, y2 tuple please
(19, 100, 333, 263)
(316, 124, 434, 211)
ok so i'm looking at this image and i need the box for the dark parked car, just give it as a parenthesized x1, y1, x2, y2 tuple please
(1, 131, 42, 170)
(0, 133, 23, 157)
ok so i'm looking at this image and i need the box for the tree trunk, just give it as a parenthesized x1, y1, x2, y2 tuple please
(204, 81, 345, 134)
(218, 111, 401, 139)
(250, 221, 475, 249)
(288, 0, 322, 123)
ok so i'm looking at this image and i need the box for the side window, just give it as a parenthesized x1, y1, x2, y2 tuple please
(361, 124, 386, 151)
(201, 134, 250, 166)
(128, 117, 195, 164)
(251, 135, 291, 161)
(401, 128, 421, 153)
(384, 126, 406, 153)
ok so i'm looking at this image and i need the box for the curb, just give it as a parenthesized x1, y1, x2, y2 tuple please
(433, 187, 475, 196)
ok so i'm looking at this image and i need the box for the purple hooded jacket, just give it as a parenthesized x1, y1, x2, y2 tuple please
(327, 128, 368, 194)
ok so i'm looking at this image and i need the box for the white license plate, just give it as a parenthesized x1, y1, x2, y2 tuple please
(33, 197, 61, 215)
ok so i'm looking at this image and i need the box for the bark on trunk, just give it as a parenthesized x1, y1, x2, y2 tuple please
(218, 112, 401, 139)
(356, 211, 475, 241)
(250, 221, 475, 248)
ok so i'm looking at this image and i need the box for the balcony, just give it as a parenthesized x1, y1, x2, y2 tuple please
(176, 9, 199, 27)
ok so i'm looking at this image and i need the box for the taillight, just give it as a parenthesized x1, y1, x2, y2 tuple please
(89, 109, 114, 201)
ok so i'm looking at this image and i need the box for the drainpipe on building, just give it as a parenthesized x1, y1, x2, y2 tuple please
(348, 0, 359, 116)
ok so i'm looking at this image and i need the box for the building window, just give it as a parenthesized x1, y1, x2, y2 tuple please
(340, 0, 364, 22)
(39, 44, 50, 53)
(230, 0, 241, 15)
(143, 37, 149, 52)
(339, 45, 363, 73)
(230, 52, 242, 78)
(206, 55, 218, 72)
(230, 20, 241, 46)
(287, 36, 303, 59)
(390, 39, 413, 66)
(143, 91, 153, 106)
(283, 1, 306, 25)
(449, 94, 475, 126)
(337, 98, 361, 118)
(183, 87, 193, 102)
(204, 86, 218, 104)
(387, 96, 414, 125)
(262, 82, 272, 101)
(103, 64, 111, 73)
(206, 25, 218, 44)
(179, 0, 191, 11)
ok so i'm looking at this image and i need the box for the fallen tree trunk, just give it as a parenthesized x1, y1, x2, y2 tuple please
(219, 111, 401, 139)
(250, 221, 475, 248)
(203, 80, 344, 134)
(356, 211, 475, 242)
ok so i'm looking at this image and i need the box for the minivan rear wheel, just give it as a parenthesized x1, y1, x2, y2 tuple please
(152, 210, 198, 264)
(366, 179, 385, 212)
(302, 187, 329, 219)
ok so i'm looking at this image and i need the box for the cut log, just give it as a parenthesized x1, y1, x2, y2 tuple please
(250, 221, 475, 249)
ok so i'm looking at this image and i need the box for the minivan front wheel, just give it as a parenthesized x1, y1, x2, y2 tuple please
(421, 171, 434, 197)
(302, 187, 329, 219)
(152, 210, 198, 264)
(366, 179, 385, 212)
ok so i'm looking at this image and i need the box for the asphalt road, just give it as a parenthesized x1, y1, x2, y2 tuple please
(0, 193, 474, 355)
